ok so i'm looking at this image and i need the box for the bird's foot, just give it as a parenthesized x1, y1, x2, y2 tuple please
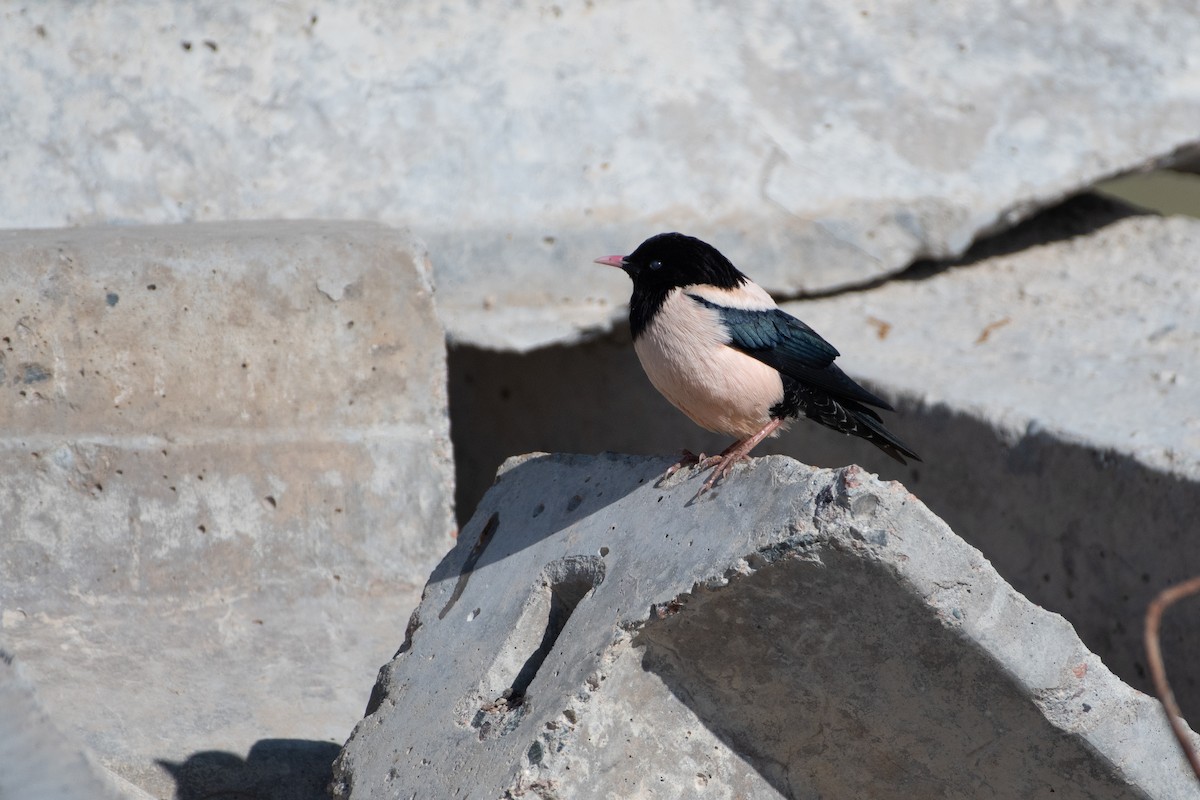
(692, 418, 787, 497)
(662, 449, 708, 480)
(696, 452, 748, 495)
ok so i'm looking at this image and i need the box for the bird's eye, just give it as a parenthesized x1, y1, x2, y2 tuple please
(648, 260, 663, 271)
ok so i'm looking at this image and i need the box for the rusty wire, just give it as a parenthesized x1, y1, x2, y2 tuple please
(1144, 575, 1200, 782)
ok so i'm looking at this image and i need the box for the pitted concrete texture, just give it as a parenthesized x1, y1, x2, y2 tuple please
(4, 4, 1200, 349)
(0, 222, 452, 798)
(332, 453, 1198, 799)
(448, 198, 1200, 724)
(1, 639, 151, 800)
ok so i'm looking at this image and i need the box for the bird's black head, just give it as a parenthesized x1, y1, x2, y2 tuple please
(596, 232, 748, 292)
(594, 232, 749, 337)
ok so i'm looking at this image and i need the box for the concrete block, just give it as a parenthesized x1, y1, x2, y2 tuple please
(447, 197, 1200, 727)
(0, 222, 453, 797)
(783, 205, 1200, 481)
(775, 204, 1200, 714)
(1, 638, 150, 800)
(4, 5, 1200, 348)
(333, 453, 1199, 799)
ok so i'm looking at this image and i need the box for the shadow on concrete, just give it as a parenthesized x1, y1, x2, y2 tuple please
(447, 194, 1146, 522)
(157, 739, 340, 800)
(635, 549, 1151, 799)
(425, 451, 668, 604)
(449, 332, 739, 524)
(797, 192, 1147, 300)
(896, 192, 1145, 283)
(363, 449, 669, 719)
(448, 337, 1200, 727)
(851, 401, 1200, 725)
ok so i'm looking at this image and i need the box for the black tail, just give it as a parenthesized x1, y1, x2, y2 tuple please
(782, 377, 921, 465)
(847, 402, 921, 465)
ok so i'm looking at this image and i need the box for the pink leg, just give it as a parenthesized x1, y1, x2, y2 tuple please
(699, 417, 786, 494)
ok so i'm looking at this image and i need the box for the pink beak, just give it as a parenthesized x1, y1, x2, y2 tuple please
(593, 255, 627, 268)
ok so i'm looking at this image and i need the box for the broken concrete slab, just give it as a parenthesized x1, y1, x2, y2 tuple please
(1, 638, 150, 800)
(333, 453, 1200, 799)
(0, 222, 452, 798)
(4, 5, 1200, 348)
(447, 198, 1200, 727)
(781, 207, 1200, 481)
(772, 206, 1200, 721)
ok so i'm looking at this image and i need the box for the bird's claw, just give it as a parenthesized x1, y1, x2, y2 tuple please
(662, 449, 707, 480)
(662, 448, 747, 498)
(698, 455, 736, 494)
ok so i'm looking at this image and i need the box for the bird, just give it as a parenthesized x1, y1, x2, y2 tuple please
(595, 232, 919, 494)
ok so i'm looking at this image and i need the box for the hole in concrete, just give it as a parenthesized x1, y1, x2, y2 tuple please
(472, 556, 605, 732)
(505, 558, 603, 705)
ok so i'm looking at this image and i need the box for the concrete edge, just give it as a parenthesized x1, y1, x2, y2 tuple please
(628, 459, 1200, 795)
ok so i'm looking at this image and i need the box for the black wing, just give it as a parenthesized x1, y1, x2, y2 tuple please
(688, 294, 893, 411)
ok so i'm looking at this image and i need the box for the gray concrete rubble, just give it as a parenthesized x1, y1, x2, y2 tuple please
(0, 639, 151, 800)
(0, 223, 453, 798)
(783, 204, 1200, 481)
(448, 197, 1200, 726)
(332, 453, 1200, 799)
(4, 4, 1200, 348)
(774, 204, 1200, 717)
